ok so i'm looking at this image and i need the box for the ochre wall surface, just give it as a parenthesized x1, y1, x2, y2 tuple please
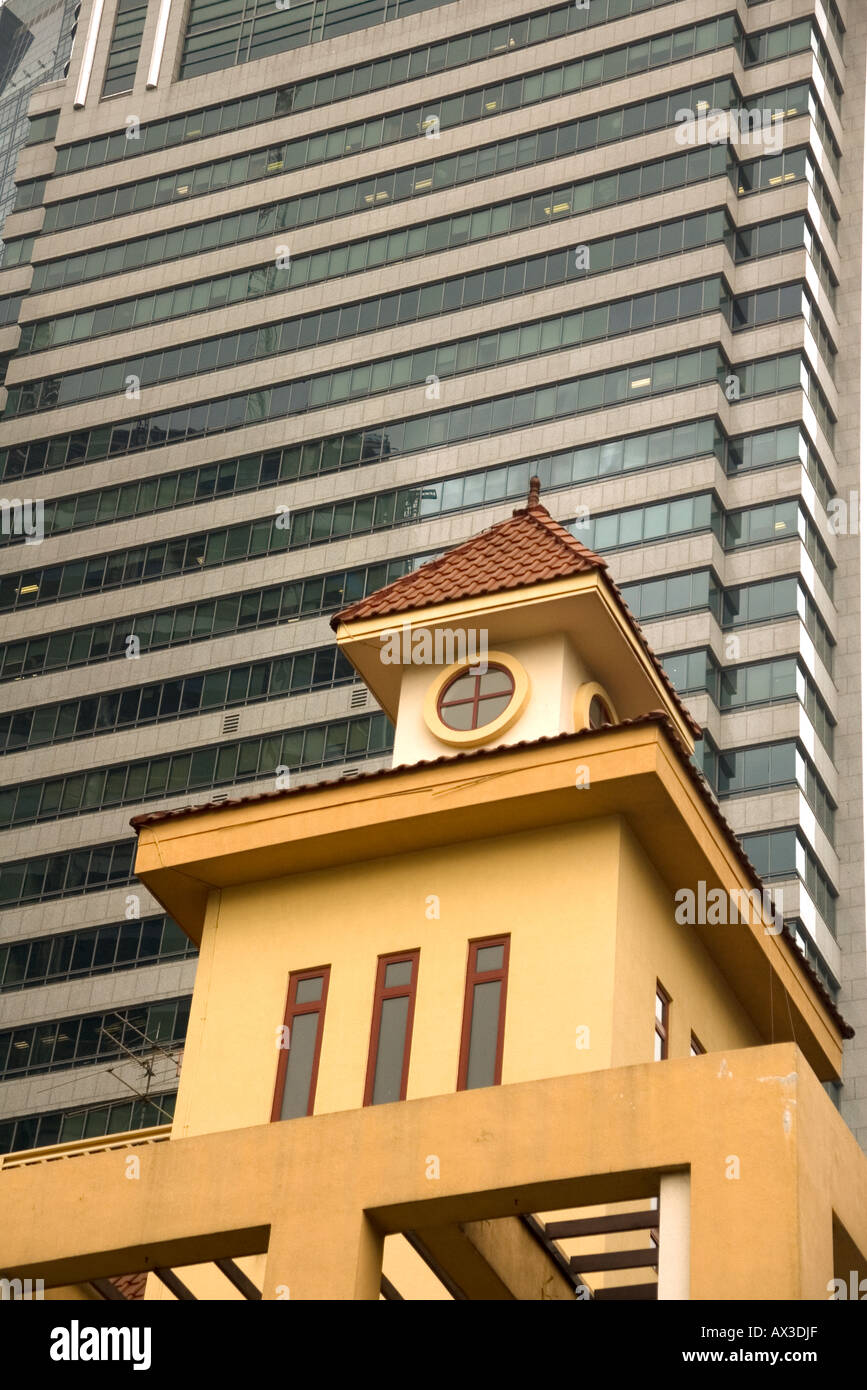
(174, 814, 774, 1145)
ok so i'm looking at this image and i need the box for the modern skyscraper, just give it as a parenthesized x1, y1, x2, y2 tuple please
(0, 0, 864, 1158)
(0, 0, 78, 258)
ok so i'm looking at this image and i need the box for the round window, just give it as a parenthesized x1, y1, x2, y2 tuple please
(436, 665, 516, 732)
(588, 695, 613, 729)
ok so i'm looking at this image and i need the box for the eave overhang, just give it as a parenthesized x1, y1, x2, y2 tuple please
(333, 571, 697, 753)
(132, 719, 846, 1083)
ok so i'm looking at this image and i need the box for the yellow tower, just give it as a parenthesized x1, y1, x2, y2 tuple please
(1, 486, 865, 1302)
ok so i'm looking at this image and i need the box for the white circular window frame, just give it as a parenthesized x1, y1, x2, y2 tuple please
(423, 650, 530, 749)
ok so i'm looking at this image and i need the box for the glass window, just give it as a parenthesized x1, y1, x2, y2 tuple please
(364, 951, 419, 1106)
(273, 969, 330, 1121)
(438, 665, 515, 731)
(459, 937, 509, 1091)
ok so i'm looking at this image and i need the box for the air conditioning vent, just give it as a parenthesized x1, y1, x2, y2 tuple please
(342, 767, 360, 779)
(350, 686, 368, 709)
(211, 792, 229, 803)
(222, 712, 241, 734)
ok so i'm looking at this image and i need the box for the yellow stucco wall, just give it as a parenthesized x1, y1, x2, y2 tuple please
(612, 819, 763, 1068)
(172, 817, 622, 1138)
(173, 814, 768, 1146)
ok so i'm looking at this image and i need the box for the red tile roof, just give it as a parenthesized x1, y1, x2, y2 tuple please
(129, 716, 850, 1042)
(332, 488, 701, 738)
(331, 496, 606, 626)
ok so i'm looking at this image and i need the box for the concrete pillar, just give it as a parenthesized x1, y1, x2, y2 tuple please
(263, 1208, 382, 1301)
(657, 1172, 690, 1300)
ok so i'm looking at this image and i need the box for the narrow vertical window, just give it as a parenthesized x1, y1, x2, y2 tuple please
(272, 967, 330, 1121)
(690, 1032, 705, 1056)
(654, 983, 670, 1060)
(363, 950, 419, 1106)
(458, 936, 510, 1091)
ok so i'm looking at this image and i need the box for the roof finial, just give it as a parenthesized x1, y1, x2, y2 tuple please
(528, 475, 541, 508)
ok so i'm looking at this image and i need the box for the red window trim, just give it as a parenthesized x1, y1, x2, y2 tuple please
(271, 965, 330, 1121)
(655, 981, 671, 1061)
(437, 664, 515, 731)
(690, 1031, 705, 1056)
(457, 934, 510, 1091)
(363, 949, 420, 1107)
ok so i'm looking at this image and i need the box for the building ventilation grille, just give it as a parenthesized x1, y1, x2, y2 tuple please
(222, 712, 241, 734)
(342, 767, 360, 779)
(350, 686, 368, 709)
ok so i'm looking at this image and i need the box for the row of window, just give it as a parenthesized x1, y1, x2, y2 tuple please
(0, 997, 190, 1079)
(276, 937, 510, 1120)
(278, 948, 710, 1122)
(57, 0, 694, 175)
(664, 649, 834, 754)
(733, 212, 837, 310)
(0, 839, 136, 909)
(180, 0, 458, 80)
(1, 413, 722, 565)
(0, 338, 729, 497)
(0, 351, 728, 611)
(0, 422, 828, 689)
(0, 915, 194, 993)
(727, 498, 834, 593)
(580, 491, 719, 554)
(7, 211, 731, 415)
(723, 498, 834, 596)
(0, 1092, 176, 1157)
(580, 491, 835, 601)
(45, 9, 840, 179)
(745, 21, 840, 110)
(622, 571, 835, 677)
(784, 916, 839, 999)
(7, 416, 826, 620)
(813, 0, 845, 49)
(18, 143, 732, 355)
(0, 554, 423, 683)
(3, 271, 726, 420)
(0, 646, 356, 754)
(102, 0, 148, 98)
(741, 828, 837, 935)
(732, 281, 835, 379)
(710, 741, 836, 846)
(750, 80, 840, 177)
(0, 351, 825, 613)
(732, 351, 835, 446)
(737, 146, 838, 245)
(0, 711, 393, 830)
(727, 422, 834, 515)
(39, 77, 735, 235)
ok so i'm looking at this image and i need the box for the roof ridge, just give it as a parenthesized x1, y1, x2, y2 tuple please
(517, 502, 609, 567)
(331, 500, 605, 630)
